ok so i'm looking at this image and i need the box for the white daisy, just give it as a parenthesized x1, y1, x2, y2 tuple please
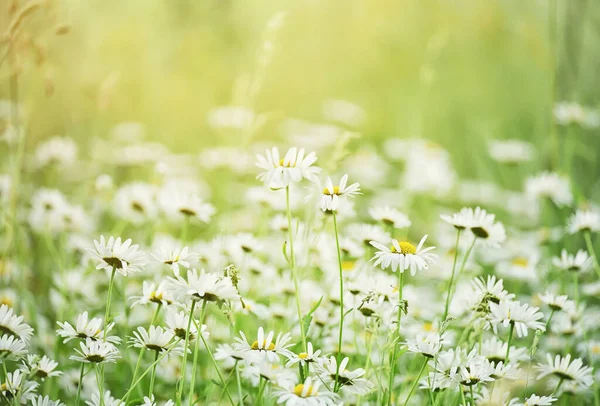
(538, 292, 575, 312)
(318, 174, 361, 212)
(166, 268, 239, 303)
(137, 395, 174, 406)
(369, 235, 438, 275)
(56, 312, 120, 344)
(130, 281, 174, 308)
(511, 394, 557, 406)
(274, 376, 338, 405)
(20, 355, 62, 380)
(0, 334, 28, 361)
(321, 356, 373, 395)
(165, 309, 208, 342)
(537, 353, 593, 387)
(368, 206, 411, 229)
(488, 300, 546, 337)
(70, 338, 120, 364)
(112, 182, 158, 225)
(488, 139, 534, 164)
(552, 249, 593, 273)
(158, 182, 215, 224)
(0, 304, 34, 342)
(255, 147, 320, 190)
(480, 337, 528, 365)
(85, 390, 123, 406)
(468, 207, 506, 247)
(129, 326, 183, 357)
(34, 136, 78, 168)
(285, 342, 324, 368)
(454, 358, 496, 386)
(30, 395, 66, 406)
(406, 332, 444, 358)
(86, 235, 147, 276)
(525, 172, 573, 207)
(567, 209, 600, 234)
(234, 326, 294, 363)
(0, 369, 39, 403)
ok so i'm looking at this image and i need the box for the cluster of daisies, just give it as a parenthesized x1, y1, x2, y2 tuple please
(2, 98, 600, 406)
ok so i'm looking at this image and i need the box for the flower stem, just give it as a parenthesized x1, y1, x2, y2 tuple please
(188, 299, 208, 405)
(256, 377, 266, 406)
(332, 211, 345, 392)
(198, 322, 235, 406)
(403, 357, 428, 406)
(176, 300, 196, 406)
(285, 185, 307, 352)
(75, 363, 85, 406)
(103, 267, 117, 341)
(95, 365, 104, 406)
(545, 309, 556, 332)
(470, 385, 475, 406)
(505, 322, 515, 364)
(584, 231, 600, 280)
(450, 237, 476, 300)
(235, 361, 243, 405)
(443, 229, 462, 320)
(387, 270, 405, 406)
(149, 351, 159, 397)
(122, 340, 181, 401)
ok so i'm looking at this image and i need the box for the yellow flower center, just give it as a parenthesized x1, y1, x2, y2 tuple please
(591, 345, 600, 355)
(251, 340, 275, 351)
(322, 186, 341, 195)
(342, 260, 355, 271)
(279, 158, 294, 168)
(293, 383, 317, 397)
(0, 298, 12, 307)
(511, 257, 529, 267)
(298, 352, 308, 359)
(423, 322, 433, 332)
(390, 241, 416, 255)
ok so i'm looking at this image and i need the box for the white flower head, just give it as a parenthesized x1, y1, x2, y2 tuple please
(256, 147, 321, 190)
(86, 236, 146, 276)
(318, 174, 361, 212)
(370, 235, 438, 275)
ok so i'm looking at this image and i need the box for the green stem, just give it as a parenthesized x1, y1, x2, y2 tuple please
(469, 385, 475, 406)
(572, 273, 580, 304)
(176, 300, 197, 405)
(505, 322, 515, 364)
(103, 267, 117, 340)
(332, 211, 345, 392)
(95, 365, 104, 406)
(75, 363, 85, 406)
(443, 229, 462, 320)
(181, 216, 190, 243)
(198, 322, 235, 406)
(403, 357, 428, 406)
(553, 377, 564, 396)
(188, 299, 208, 405)
(256, 377, 266, 406)
(235, 361, 243, 405)
(545, 309, 556, 332)
(584, 232, 600, 280)
(387, 270, 405, 406)
(149, 351, 159, 397)
(122, 340, 182, 401)
(285, 185, 307, 352)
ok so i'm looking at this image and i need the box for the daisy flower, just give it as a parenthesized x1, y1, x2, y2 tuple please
(321, 357, 373, 395)
(511, 394, 557, 406)
(318, 174, 361, 212)
(112, 182, 158, 225)
(488, 139, 534, 164)
(538, 292, 575, 312)
(30, 395, 66, 406)
(130, 281, 174, 308)
(467, 207, 506, 247)
(369, 235, 438, 275)
(455, 358, 496, 386)
(368, 206, 411, 229)
(138, 395, 175, 406)
(70, 338, 120, 364)
(85, 390, 123, 406)
(537, 353, 593, 388)
(525, 172, 573, 207)
(166, 268, 239, 303)
(480, 337, 527, 365)
(488, 300, 546, 337)
(130, 326, 183, 357)
(0, 304, 34, 342)
(567, 209, 600, 234)
(56, 312, 120, 344)
(151, 246, 198, 276)
(256, 147, 320, 190)
(440, 207, 476, 230)
(86, 235, 147, 276)
(0, 334, 28, 361)
(406, 332, 444, 358)
(158, 183, 216, 224)
(20, 355, 62, 380)
(165, 310, 208, 342)
(0, 369, 39, 403)
(347, 223, 390, 247)
(274, 376, 338, 405)
(285, 342, 324, 368)
(552, 249, 593, 273)
(234, 326, 293, 363)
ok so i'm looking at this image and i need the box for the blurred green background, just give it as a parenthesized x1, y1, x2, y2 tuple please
(2, 0, 599, 192)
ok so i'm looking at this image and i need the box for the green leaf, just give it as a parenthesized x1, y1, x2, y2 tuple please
(302, 296, 324, 336)
(282, 241, 291, 265)
(211, 378, 224, 388)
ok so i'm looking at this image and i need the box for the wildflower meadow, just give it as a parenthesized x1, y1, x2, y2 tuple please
(1, 1, 600, 405)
